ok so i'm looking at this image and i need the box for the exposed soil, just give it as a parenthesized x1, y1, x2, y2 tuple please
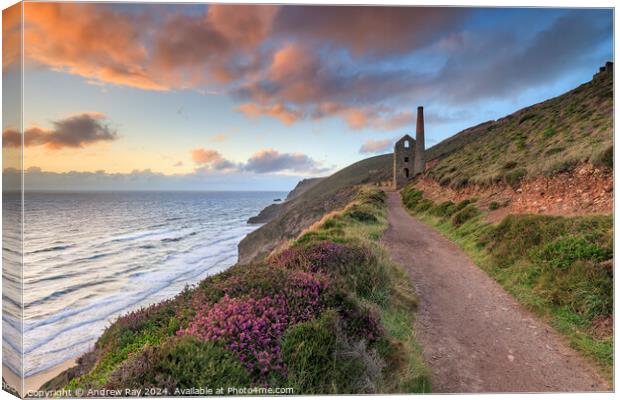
(413, 163, 612, 223)
(381, 191, 610, 393)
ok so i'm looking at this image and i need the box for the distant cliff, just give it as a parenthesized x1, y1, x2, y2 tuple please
(285, 178, 324, 201)
(247, 178, 325, 224)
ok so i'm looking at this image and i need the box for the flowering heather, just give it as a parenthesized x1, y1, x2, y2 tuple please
(179, 271, 328, 377)
(269, 241, 372, 274)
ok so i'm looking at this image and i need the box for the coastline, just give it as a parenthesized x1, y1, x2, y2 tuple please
(4, 358, 78, 395)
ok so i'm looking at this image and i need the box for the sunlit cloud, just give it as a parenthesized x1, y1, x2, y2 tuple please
(236, 103, 303, 126)
(209, 134, 228, 143)
(190, 148, 237, 171)
(359, 138, 393, 154)
(3, 113, 117, 150)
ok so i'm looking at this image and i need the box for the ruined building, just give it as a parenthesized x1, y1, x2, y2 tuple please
(593, 61, 613, 79)
(393, 106, 426, 189)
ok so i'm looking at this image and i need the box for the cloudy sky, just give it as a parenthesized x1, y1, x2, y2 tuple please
(2, 3, 613, 190)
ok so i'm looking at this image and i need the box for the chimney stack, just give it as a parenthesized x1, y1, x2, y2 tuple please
(414, 106, 426, 175)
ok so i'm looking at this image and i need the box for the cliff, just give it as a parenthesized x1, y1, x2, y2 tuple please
(247, 178, 325, 224)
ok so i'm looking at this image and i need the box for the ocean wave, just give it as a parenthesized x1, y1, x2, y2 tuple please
(29, 244, 75, 254)
(109, 228, 173, 243)
(23, 248, 240, 356)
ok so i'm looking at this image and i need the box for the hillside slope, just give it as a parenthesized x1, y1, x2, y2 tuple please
(238, 154, 391, 263)
(426, 70, 612, 188)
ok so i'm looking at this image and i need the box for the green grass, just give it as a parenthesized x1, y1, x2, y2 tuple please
(400, 185, 613, 382)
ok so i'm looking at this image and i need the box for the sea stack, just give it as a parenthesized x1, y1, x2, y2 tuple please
(414, 106, 426, 175)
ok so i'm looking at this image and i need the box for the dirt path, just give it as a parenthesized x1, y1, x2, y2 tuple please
(381, 191, 609, 393)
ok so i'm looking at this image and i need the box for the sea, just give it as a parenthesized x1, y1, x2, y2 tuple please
(2, 191, 285, 378)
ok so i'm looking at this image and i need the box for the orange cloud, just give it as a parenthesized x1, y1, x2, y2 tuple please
(24, 3, 166, 90)
(148, 5, 277, 86)
(3, 3, 22, 70)
(236, 103, 303, 126)
(359, 138, 393, 154)
(269, 43, 316, 81)
(19, 4, 278, 90)
(311, 103, 413, 131)
(209, 134, 228, 143)
(191, 148, 224, 164)
(190, 148, 236, 171)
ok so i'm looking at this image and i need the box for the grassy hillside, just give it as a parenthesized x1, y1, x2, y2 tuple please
(426, 71, 613, 189)
(43, 187, 430, 394)
(238, 154, 391, 263)
(400, 186, 613, 382)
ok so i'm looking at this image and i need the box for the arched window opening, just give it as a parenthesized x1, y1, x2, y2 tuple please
(404, 140, 410, 148)
(404, 168, 409, 178)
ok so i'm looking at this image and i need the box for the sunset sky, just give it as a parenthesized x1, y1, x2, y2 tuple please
(2, 3, 613, 190)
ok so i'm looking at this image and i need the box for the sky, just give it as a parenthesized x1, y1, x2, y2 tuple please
(1, 3, 614, 190)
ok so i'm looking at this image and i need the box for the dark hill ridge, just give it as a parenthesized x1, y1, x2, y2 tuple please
(239, 68, 612, 264)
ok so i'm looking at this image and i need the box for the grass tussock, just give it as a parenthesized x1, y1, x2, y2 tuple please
(55, 187, 430, 395)
(400, 185, 613, 381)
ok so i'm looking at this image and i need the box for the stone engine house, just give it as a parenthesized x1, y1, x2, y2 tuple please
(393, 106, 426, 188)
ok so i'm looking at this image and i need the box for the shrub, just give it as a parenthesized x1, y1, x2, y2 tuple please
(322, 217, 344, 230)
(451, 204, 480, 226)
(432, 201, 456, 217)
(346, 208, 378, 223)
(545, 147, 564, 156)
(502, 161, 518, 170)
(96, 298, 181, 353)
(439, 176, 451, 186)
(547, 159, 577, 175)
(451, 177, 469, 189)
(505, 168, 526, 188)
(488, 201, 500, 210)
(592, 145, 613, 169)
(269, 241, 389, 301)
(401, 188, 423, 209)
(455, 199, 473, 211)
(530, 236, 611, 271)
(282, 310, 379, 394)
(543, 128, 557, 138)
(415, 199, 434, 213)
(356, 188, 386, 206)
(518, 113, 536, 124)
(106, 336, 250, 391)
(281, 311, 340, 393)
